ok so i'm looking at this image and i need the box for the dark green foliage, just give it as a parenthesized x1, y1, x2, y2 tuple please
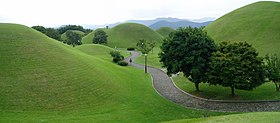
(45, 28, 61, 40)
(58, 25, 90, 34)
(117, 61, 128, 66)
(127, 47, 135, 51)
(264, 54, 280, 91)
(136, 39, 155, 54)
(208, 41, 266, 96)
(110, 51, 124, 63)
(159, 27, 216, 91)
(32, 25, 46, 34)
(65, 30, 82, 46)
(93, 30, 108, 44)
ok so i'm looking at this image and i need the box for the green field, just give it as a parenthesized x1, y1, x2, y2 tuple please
(82, 23, 163, 48)
(205, 1, 280, 57)
(165, 112, 280, 123)
(156, 27, 174, 37)
(0, 23, 229, 122)
(173, 75, 280, 100)
(61, 30, 85, 41)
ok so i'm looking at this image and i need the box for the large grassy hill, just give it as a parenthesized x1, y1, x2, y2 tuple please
(205, 1, 280, 56)
(156, 27, 174, 37)
(82, 23, 163, 48)
(0, 23, 225, 122)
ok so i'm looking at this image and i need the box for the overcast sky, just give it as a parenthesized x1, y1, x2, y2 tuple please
(0, 0, 279, 27)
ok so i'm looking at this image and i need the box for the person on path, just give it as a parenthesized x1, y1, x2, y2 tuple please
(129, 58, 132, 64)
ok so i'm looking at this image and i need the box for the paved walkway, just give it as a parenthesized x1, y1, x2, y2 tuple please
(125, 51, 280, 112)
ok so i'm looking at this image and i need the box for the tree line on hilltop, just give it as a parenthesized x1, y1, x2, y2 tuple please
(32, 25, 92, 47)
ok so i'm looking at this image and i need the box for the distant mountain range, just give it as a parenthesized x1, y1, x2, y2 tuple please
(83, 17, 215, 30)
(149, 20, 212, 30)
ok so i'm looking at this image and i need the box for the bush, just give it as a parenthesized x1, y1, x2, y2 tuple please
(117, 61, 128, 66)
(127, 47, 135, 51)
(110, 51, 124, 63)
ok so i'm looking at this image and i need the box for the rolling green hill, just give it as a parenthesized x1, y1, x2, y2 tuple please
(61, 30, 85, 41)
(82, 23, 163, 48)
(205, 1, 280, 56)
(0, 23, 225, 122)
(156, 27, 174, 37)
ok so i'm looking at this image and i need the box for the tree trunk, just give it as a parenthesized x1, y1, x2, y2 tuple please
(275, 82, 280, 92)
(230, 85, 235, 96)
(195, 82, 200, 92)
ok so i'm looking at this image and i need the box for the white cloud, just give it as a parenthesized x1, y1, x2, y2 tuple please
(0, 0, 279, 27)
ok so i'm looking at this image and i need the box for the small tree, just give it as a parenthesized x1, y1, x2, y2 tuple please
(264, 54, 280, 91)
(136, 39, 154, 73)
(66, 30, 82, 47)
(208, 41, 266, 96)
(159, 27, 216, 91)
(93, 30, 108, 44)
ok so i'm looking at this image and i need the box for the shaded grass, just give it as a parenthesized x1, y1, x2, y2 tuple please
(173, 75, 280, 100)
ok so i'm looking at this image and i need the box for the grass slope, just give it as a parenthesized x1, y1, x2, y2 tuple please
(0, 23, 226, 122)
(165, 112, 280, 123)
(205, 1, 280, 56)
(82, 23, 163, 48)
(156, 27, 174, 37)
(61, 30, 85, 41)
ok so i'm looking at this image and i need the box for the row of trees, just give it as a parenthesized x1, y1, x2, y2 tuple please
(159, 27, 279, 96)
(32, 25, 92, 47)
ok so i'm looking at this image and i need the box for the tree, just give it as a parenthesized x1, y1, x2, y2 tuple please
(93, 30, 108, 44)
(159, 27, 216, 91)
(208, 41, 266, 96)
(136, 39, 154, 73)
(32, 25, 46, 34)
(66, 30, 82, 47)
(45, 28, 61, 40)
(264, 54, 280, 91)
(58, 25, 85, 34)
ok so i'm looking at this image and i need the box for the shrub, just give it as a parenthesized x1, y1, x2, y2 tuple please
(117, 61, 128, 66)
(127, 47, 135, 51)
(110, 51, 124, 63)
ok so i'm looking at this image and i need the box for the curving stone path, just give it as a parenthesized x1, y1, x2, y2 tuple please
(125, 51, 280, 112)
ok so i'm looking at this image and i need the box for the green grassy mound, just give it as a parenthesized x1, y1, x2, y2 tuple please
(205, 1, 280, 56)
(156, 27, 174, 37)
(82, 23, 163, 48)
(0, 23, 225, 122)
(164, 112, 280, 123)
(61, 30, 85, 41)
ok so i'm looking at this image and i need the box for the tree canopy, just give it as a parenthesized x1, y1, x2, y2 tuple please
(93, 30, 108, 44)
(264, 54, 280, 91)
(207, 41, 266, 96)
(66, 30, 82, 46)
(136, 39, 155, 54)
(159, 27, 216, 91)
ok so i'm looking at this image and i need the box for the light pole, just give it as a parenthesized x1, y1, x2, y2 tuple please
(144, 53, 147, 73)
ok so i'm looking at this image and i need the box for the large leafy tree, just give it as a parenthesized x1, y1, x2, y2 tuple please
(66, 30, 82, 47)
(264, 54, 280, 91)
(159, 27, 216, 91)
(32, 25, 46, 34)
(93, 30, 108, 44)
(208, 41, 266, 96)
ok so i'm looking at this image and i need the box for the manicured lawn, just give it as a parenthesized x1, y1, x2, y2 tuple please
(173, 75, 280, 100)
(0, 23, 228, 123)
(164, 112, 280, 123)
(134, 47, 163, 69)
